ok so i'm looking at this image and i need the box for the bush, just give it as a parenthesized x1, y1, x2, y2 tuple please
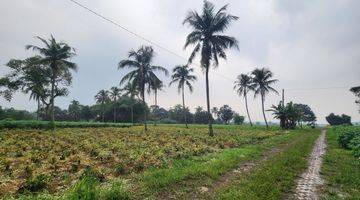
(326, 113, 352, 125)
(19, 174, 48, 193)
(114, 164, 126, 176)
(338, 129, 358, 149)
(336, 126, 360, 158)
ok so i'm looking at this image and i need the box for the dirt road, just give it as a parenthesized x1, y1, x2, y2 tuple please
(292, 130, 327, 200)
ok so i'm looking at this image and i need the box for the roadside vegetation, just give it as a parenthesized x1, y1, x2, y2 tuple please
(213, 129, 320, 200)
(321, 126, 360, 199)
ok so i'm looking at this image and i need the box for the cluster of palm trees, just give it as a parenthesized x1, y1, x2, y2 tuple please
(234, 68, 278, 128)
(117, 0, 239, 136)
(1, 1, 281, 135)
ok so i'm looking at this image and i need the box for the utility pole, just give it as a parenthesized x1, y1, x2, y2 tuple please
(282, 89, 285, 107)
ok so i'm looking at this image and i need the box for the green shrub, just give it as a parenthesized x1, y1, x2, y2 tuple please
(336, 126, 360, 158)
(338, 129, 358, 149)
(114, 164, 126, 176)
(19, 174, 48, 193)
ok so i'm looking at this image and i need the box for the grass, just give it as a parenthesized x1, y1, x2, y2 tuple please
(213, 128, 320, 200)
(320, 127, 360, 200)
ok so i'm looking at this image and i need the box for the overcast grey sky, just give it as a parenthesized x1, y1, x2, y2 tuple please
(0, 0, 359, 124)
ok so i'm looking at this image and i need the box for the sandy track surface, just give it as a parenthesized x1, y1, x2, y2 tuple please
(292, 130, 327, 200)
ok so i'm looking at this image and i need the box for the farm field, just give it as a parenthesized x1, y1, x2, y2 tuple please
(0, 125, 321, 199)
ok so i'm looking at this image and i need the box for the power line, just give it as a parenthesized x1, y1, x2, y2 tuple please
(67, 0, 234, 82)
(67, 0, 355, 91)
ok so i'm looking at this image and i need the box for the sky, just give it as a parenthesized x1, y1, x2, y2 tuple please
(0, 0, 359, 124)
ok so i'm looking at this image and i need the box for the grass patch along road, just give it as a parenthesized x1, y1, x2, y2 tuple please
(212, 128, 320, 200)
(320, 127, 360, 199)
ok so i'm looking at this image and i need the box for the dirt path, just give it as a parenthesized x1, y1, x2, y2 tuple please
(292, 130, 327, 200)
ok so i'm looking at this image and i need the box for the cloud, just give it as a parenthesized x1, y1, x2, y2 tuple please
(0, 0, 359, 123)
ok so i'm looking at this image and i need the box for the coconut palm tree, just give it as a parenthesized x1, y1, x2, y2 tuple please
(26, 35, 77, 126)
(118, 46, 168, 131)
(183, 1, 238, 136)
(169, 65, 197, 128)
(234, 74, 254, 126)
(150, 79, 164, 126)
(95, 89, 110, 122)
(251, 68, 278, 128)
(110, 86, 122, 123)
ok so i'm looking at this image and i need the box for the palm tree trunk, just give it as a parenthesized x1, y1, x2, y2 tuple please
(154, 89, 157, 126)
(102, 102, 105, 122)
(37, 98, 40, 121)
(113, 98, 116, 123)
(205, 67, 214, 136)
(142, 90, 147, 131)
(50, 75, 55, 127)
(182, 85, 188, 128)
(244, 93, 253, 126)
(261, 94, 268, 128)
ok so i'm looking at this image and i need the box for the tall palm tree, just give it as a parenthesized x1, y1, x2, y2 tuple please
(110, 86, 122, 123)
(234, 74, 254, 126)
(26, 35, 77, 125)
(95, 89, 110, 122)
(251, 68, 278, 128)
(150, 79, 164, 126)
(169, 65, 197, 128)
(118, 46, 168, 131)
(183, 1, 238, 136)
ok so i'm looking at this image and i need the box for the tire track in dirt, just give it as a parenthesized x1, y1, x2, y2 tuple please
(292, 130, 327, 200)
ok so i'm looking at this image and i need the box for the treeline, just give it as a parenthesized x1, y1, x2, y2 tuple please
(1, 100, 245, 125)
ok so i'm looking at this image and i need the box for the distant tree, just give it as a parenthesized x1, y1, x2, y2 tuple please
(233, 113, 245, 125)
(26, 35, 77, 126)
(183, 0, 239, 136)
(169, 65, 197, 128)
(293, 103, 317, 127)
(168, 104, 193, 124)
(0, 56, 50, 120)
(234, 74, 254, 126)
(326, 113, 352, 126)
(268, 101, 301, 129)
(118, 46, 168, 130)
(251, 68, 278, 128)
(95, 90, 110, 122)
(150, 79, 164, 126)
(80, 105, 93, 122)
(194, 106, 210, 124)
(68, 100, 81, 121)
(217, 105, 234, 124)
(110, 86, 122, 123)
(121, 82, 140, 125)
(350, 86, 360, 113)
(0, 106, 35, 120)
(150, 105, 169, 121)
